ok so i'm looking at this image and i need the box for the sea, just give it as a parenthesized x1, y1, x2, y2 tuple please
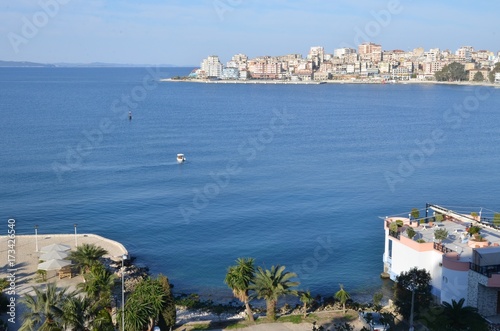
(1, 67, 500, 303)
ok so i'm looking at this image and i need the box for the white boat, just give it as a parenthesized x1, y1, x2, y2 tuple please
(177, 154, 186, 163)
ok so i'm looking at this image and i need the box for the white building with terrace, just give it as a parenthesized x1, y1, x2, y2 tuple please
(383, 204, 500, 317)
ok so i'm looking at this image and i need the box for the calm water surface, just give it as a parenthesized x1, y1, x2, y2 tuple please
(1, 67, 500, 301)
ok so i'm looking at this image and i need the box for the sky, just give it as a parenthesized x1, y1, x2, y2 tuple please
(1, 0, 499, 66)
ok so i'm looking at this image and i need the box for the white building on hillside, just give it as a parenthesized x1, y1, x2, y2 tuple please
(201, 55, 223, 78)
(383, 204, 500, 317)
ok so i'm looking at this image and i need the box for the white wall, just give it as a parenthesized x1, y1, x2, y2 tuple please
(441, 268, 469, 304)
(389, 239, 443, 296)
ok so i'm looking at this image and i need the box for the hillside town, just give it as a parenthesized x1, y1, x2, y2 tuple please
(189, 43, 500, 83)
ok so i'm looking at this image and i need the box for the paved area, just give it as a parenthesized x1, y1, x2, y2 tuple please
(0, 233, 128, 329)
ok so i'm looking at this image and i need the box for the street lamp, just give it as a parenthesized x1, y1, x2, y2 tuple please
(35, 225, 38, 252)
(74, 223, 78, 247)
(122, 254, 128, 331)
(408, 275, 416, 331)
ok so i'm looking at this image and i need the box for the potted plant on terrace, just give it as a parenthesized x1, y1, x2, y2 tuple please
(467, 225, 481, 237)
(434, 228, 449, 243)
(406, 227, 416, 240)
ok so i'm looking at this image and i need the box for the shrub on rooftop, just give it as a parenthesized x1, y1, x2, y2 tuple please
(406, 227, 416, 240)
(493, 213, 500, 227)
(434, 228, 449, 243)
(467, 226, 481, 236)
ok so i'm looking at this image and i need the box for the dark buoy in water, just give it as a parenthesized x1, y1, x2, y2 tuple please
(128, 111, 132, 120)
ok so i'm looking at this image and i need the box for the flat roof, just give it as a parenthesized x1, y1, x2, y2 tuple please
(386, 216, 500, 263)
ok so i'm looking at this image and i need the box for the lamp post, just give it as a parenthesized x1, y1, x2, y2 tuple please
(122, 254, 128, 331)
(408, 273, 416, 331)
(35, 225, 38, 252)
(409, 286, 415, 331)
(74, 223, 78, 247)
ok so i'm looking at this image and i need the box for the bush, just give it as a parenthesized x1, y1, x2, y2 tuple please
(175, 293, 203, 309)
(435, 214, 444, 222)
(411, 208, 420, 219)
(406, 227, 416, 239)
(434, 228, 449, 242)
(468, 226, 481, 236)
(396, 220, 404, 227)
(417, 239, 426, 243)
(389, 222, 399, 233)
(493, 213, 500, 227)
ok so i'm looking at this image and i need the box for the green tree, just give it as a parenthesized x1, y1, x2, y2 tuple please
(493, 213, 500, 227)
(68, 243, 108, 274)
(249, 265, 299, 321)
(394, 267, 432, 321)
(373, 292, 383, 312)
(335, 284, 350, 314)
(299, 290, 314, 317)
(473, 71, 485, 82)
(78, 263, 116, 310)
(0, 278, 9, 291)
(435, 62, 467, 81)
(489, 62, 500, 82)
(60, 296, 93, 331)
(91, 309, 115, 331)
(406, 227, 416, 240)
(157, 274, 176, 331)
(411, 208, 420, 219)
(224, 257, 256, 322)
(120, 276, 173, 331)
(20, 283, 75, 331)
(436, 298, 488, 331)
(433, 228, 449, 243)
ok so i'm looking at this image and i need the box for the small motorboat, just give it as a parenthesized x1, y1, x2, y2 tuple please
(177, 154, 186, 163)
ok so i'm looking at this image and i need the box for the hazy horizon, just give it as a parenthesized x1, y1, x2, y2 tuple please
(1, 0, 499, 66)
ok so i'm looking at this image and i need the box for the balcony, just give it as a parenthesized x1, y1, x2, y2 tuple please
(470, 263, 500, 278)
(434, 242, 454, 254)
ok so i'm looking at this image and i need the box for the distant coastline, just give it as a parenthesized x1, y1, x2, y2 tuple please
(161, 77, 500, 87)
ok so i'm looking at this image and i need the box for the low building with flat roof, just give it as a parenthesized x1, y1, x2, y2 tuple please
(383, 204, 500, 317)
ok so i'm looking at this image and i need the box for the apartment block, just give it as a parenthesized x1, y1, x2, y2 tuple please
(201, 55, 223, 78)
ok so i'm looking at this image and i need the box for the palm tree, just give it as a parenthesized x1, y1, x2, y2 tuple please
(157, 274, 176, 331)
(249, 265, 300, 321)
(224, 257, 256, 322)
(335, 284, 350, 314)
(68, 243, 108, 274)
(91, 309, 115, 331)
(120, 277, 166, 331)
(299, 291, 314, 317)
(441, 298, 488, 331)
(78, 263, 116, 310)
(60, 296, 92, 331)
(20, 283, 74, 331)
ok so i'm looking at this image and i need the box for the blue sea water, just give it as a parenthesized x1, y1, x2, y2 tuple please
(1, 67, 500, 301)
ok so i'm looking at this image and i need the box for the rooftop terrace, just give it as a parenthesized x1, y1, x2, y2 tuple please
(385, 205, 500, 264)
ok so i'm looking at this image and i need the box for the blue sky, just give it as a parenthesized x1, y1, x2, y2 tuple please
(1, 0, 498, 65)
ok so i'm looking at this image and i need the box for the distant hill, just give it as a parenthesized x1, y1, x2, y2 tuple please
(53, 62, 181, 67)
(0, 60, 181, 68)
(0, 60, 55, 67)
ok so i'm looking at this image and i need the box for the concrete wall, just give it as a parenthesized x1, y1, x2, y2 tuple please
(389, 237, 443, 296)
